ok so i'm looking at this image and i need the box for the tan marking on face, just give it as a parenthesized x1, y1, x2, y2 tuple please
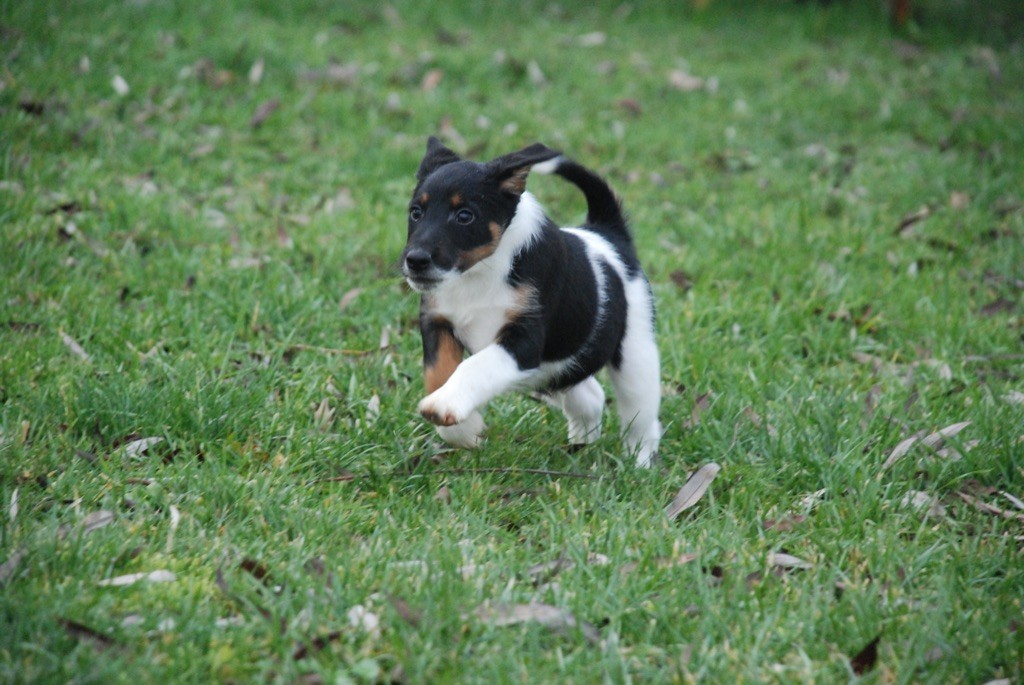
(419, 192, 430, 204)
(456, 221, 503, 270)
(424, 327, 463, 394)
(450, 193, 463, 207)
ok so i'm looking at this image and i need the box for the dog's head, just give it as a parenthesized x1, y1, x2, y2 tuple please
(401, 137, 560, 292)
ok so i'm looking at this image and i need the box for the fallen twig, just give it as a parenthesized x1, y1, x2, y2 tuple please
(312, 466, 601, 485)
(286, 343, 375, 356)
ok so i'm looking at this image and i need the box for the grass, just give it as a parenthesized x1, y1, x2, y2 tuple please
(2, 0, 1023, 681)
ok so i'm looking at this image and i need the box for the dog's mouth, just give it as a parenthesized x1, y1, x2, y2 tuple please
(407, 278, 437, 292)
(404, 273, 444, 292)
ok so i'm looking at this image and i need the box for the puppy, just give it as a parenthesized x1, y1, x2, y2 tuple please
(401, 137, 661, 467)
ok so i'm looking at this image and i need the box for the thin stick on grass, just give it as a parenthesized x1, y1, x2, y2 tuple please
(429, 467, 601, 480)
(312, 466, 602, 484)
(285, 343, 375, 356)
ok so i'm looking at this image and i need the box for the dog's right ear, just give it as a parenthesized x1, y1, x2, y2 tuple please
(416, 136, 461, 182)
(485, 143, 561, 197)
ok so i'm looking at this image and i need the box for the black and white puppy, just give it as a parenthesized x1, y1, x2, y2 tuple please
(401, 137, 661, 467)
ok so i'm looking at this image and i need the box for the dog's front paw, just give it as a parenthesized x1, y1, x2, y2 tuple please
(437, 410, 485, 449)
(418, 390, 468, 427)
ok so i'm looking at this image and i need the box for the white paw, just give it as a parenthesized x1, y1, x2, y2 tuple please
(634, 445, 656, 468)
(437, 410, 485, 449)
(418, 387, 471, 427)
(567, 420, 601, 446)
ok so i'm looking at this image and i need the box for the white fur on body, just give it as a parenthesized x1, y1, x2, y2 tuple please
(414, 192, 662, 467)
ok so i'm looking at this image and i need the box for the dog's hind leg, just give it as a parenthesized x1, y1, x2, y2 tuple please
(608, 280, 662, 468)
(609, 358, 661, 467)
(552, 376, 605, 446)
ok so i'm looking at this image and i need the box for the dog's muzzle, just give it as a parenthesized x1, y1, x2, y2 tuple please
(403, 248, 442, 291)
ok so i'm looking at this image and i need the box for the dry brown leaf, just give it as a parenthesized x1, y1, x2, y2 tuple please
(250, 98, 279, 128)
(229, 255, 264, 270)
(166, 505, 181, 551)
(768, 552, 812, 570)
(575, 31, 606, 47)
(388, 595, 422, 628)
(798, 489, 828, 509)
(654, 553, 698, 568)
(299, 63, 358, 86)
(81, 510, 114, 534)
(527, 61, 547, 87)
(882, 422, 970, 473)
(60, 618, 119, 651)
(949, 191, 970, 209)
(59, 330, 92, 363)
(668, 69, 704, 91)
(528, 551, 611, 584)
(1003, 390, 1024, 406)
(292, 630, 343, 660)
(861, 384, 883, 430)
(956, 492, 1024, 523)
(934, 439, 979, 461)
(347, 604, 380, 636)
(111, 74, 130, 96)
(619, 553, 697, 576)
(339, 287, 363, 311)
(527, 554, 572, 584)
(239, 557, 272, 584)
(276, 222, 293, 249)
(665, 462, 721, 519)
(669, 269, 693, 292)
(920, 421, 971, 450)
(1001, 491, 1024, 511)
(366, 394, 381, 423)
(899, 491, 946, 517)
(881, 436, 918, 471)
(971, 46, 1001, 80)
(0, 548, 24, 587)
(473, 602, 600, 644)
(763, 514, 807, 532)
(97, 570, 176, 587)
(851, 351, 890, 374)
(122, 436, 164, 458)
(850, 635, 881, 675)
(896, 206, 930, 235)
(8, 488, 17, 525)
(421, 68, 444, 91)
(743, 407, 778, 437)
(617, 98, 643, 116)
(313, 398, 335, 431)
(682, 391, 712, 429)
(324, 188, 355, 214)
(248, 58, 264, 85)
(981, 298, 1014, 316)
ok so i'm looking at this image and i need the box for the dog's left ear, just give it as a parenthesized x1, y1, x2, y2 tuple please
(486, 143, 561, 197)
(416, 136, 462, 182)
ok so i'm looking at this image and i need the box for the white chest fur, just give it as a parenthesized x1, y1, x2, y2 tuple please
(425, 192, 547, 354)
(429, 277, 521, 353)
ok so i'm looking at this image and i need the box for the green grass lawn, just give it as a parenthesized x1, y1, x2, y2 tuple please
(2, 0, 1023, 681)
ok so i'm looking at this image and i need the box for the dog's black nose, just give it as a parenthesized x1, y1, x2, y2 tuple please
(404, 249, 432, 272)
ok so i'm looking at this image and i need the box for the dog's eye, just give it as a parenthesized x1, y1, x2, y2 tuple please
(409, 206, 424, 222)
(454, 208, 475, 225)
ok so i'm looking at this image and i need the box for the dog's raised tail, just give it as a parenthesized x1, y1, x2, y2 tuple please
(533, 156, 626, 229)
